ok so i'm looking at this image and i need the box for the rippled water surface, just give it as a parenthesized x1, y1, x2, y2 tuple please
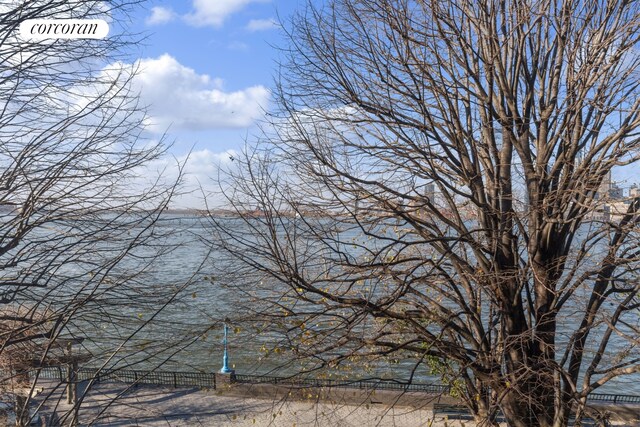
(76, 213, 640, 397)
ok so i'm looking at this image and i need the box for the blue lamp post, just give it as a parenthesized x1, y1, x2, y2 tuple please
(220, 319, 235, 374)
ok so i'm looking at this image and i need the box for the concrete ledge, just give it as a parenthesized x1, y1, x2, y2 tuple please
(209, 381, 456, 409)
(209, 382, 640, 424)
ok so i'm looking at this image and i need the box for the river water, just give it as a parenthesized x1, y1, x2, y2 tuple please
(63, 213, 640, 396)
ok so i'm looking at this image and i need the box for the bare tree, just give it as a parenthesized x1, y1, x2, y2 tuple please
(0, 1, 202, 425)
(208, 0, 640, 426)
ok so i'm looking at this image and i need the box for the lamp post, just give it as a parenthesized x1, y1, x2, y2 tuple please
(220, 319, 234, 374)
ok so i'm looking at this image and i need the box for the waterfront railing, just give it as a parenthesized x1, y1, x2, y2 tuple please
(25, 367, 640, 404)
(34, 367, 217, 388)
(234, 374, 451, 394)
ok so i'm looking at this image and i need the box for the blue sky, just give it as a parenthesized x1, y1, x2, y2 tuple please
(121, 1, 302, 208)
(121, 1, 638, 208)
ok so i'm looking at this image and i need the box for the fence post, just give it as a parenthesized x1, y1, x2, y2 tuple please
(173, 372, 177, 388)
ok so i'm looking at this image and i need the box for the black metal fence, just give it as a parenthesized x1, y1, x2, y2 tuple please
(587, 393, 640, 404)
(28, 367, 640, 404)
(34, 367, 217, 389)
(234, 374, 450, 394)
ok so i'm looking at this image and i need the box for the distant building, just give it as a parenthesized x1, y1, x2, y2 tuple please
(424, 183, 435, 203)
(609, 182, 623, 199)
(630, 184, 639, 199)
(596, 171, 623, 200)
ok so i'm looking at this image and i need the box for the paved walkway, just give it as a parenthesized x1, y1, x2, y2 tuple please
(31, 380, 640, 426)
(36, 382, 448, 426)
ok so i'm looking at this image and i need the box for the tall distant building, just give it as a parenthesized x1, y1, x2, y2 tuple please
(597, 170, 611, 199)
(597, 171, 623, 200)
(610, 182, 623, 199)
(424, 183, 435, 202)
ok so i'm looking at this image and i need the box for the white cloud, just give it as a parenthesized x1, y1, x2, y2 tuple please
(146, 6, 175, 26)
(245, 18, 278, 32)
(141, 148, 240, 208)
(184, 148, 238, 174)
(184, 0, 269, 27)
(133, 54, 269, 132)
